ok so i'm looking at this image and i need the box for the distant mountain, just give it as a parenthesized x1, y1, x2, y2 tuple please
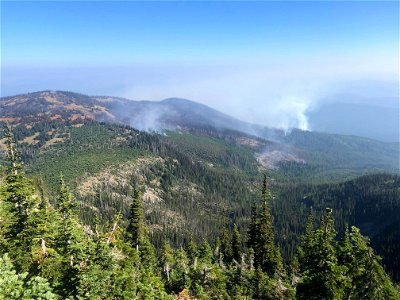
(0, 90, 262, 136)
(1, 90, 399, 175)
(0, 90, 118, 124)
(109, 96, 265, 135)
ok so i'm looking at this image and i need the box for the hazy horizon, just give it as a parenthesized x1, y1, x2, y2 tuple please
(1, 1, 398, 139)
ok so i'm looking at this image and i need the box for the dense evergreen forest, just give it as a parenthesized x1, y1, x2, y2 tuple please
(2, 119, 399, 282)
(1, 126, 399, 299)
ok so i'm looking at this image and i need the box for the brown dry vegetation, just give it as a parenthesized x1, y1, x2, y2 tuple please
(19, 132, 40, 145)
(77, 157, 165, 197)
(43, 137, 65, 148)
(256, 150, 305, 169)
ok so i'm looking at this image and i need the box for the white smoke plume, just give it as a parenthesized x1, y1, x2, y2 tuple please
(2, 57, 396, 134)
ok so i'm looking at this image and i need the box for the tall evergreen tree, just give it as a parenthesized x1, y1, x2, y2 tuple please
(219, 227, 232, 264)
(0, 125, 39, 272)
(296, 208, 346, 300)
(295, 210, 315, 277)
(125, 189, 157, 270)
(161, 241, 175, 285)
(256, 200, 278, 276)
(344, 226, 400, 299)
(254, 176, 278, 276)
(76, 223, 115, 299)
(185, 238, 198, 270)
(247, 201, 259, 253)
(126, 189, 146, 251)
(54, 176, 88, 298)
(29, 194, 63, 285)
(232, 224, 242, 263)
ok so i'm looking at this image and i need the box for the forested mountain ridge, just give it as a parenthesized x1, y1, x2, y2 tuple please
(1, 90, 398, 177)
(0, 120, 262, 248)
(1, 90, 400, 286)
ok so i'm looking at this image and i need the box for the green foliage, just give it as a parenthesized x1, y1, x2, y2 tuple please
(231, 224, 242, 263)
(5, 120, 399, 282)
(342, 226, 400, 299)
(296, 208, 347, 300)
(273, 173, 400, 281)
(0, 254, 58, 300)
(164, 131, 259, 173)
(219, 228, 233, 264)
(126, 189, 146, 251)
(249, 176, 281, 276)
(283, 129, 399, 174)
(0, 126, 398, 299)
(296, 210, 400, 300)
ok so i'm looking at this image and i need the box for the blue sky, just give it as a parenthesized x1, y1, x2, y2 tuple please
(2, 1, 398, 66)
(1, 1, 399, 129)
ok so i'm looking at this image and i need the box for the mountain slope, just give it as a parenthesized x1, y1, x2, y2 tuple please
(0, 90, 258, 134)
(1, 90, 400, 280)
(2, 120, 261, 247)
(1, 119, 399, 281)
(1, 90, 398, 179)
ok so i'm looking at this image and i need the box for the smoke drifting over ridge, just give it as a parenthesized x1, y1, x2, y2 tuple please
(115, 64, 326, 132)
(112, 59, 397, 134)
(2, 60, 397, 136)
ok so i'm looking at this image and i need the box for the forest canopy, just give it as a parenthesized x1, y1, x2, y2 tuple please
(0, 127, 399, 299)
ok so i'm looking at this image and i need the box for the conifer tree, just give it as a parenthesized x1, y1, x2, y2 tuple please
(161, 241, 174, 284)
(295, 210, 315, 277)
(57, 174, 76, 221)
(345, 226, 400, 299)
(185, 238, 198, 266)
(54, 176, 88, 298)
(232, 224, 242, 263)
(126, 189, 146, 252)
(29, 194, 63, 285)
(76, 222, 115, 299)
(256, 200, 278, 275)
(255, 176, 278, 276)
(296, 208, 346, 300)
(198, 240, 213, 264)
(219, 227, 232, 264)
(172, 247, 191, 293)
(126, 189, 157, 270)
(0, 253, 58, 299)
(247, 202, 259, 252)
(1, 125, 39, 272)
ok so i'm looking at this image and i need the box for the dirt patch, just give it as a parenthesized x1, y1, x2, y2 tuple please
(50, 114, 62, 121)
(43, 137, 64, 148)
(43, 93, 63, 105)
(236, 137, 265, 150)
(19, 132, 40, 145)
(256, 150, 305, 170)
(0, 117, 21, 123)
(69, 114, 87, 121)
